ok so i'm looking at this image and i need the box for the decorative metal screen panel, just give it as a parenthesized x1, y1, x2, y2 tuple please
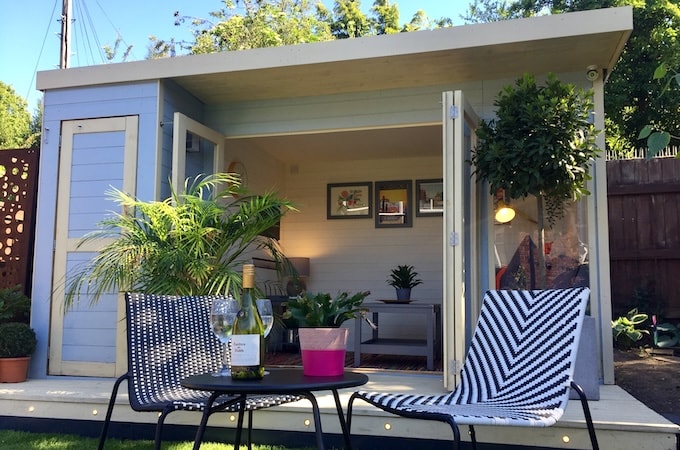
(0, 148, 39, 294)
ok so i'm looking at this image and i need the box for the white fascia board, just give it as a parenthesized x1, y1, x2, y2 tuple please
(37, 6, 632, 92)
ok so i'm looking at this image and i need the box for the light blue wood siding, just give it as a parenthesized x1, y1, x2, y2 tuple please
(31, 82, 159, 378)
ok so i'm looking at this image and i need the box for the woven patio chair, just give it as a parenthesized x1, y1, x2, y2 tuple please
(348, 287, 599, 449)
(98, 293, 303, 450)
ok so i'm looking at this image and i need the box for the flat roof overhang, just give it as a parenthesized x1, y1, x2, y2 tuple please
(37, 7, 633, 104)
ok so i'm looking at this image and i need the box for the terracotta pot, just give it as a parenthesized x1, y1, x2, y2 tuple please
(298, 328, 348, 376)
(0, 356, 30, 383)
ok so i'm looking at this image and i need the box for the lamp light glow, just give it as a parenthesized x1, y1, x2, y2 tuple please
(494, 202, 516, 223)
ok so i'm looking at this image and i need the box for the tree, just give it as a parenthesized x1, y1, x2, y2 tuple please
(163, 0, 332, 55)
(0, 82, 31, 149)
(151, 0, 446, 57)
(462, 0, 680, 156)
(607, 0, 680, 155)
(472, 74, 600, 288)
(638, 61, 680, 156)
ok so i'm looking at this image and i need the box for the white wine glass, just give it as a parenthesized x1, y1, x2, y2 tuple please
(210, 296, 239, 377)
(256, 298, 274, 375)
(256, 298, 274, 338)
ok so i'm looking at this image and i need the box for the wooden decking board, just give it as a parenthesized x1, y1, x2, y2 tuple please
(0, 372, 678, 449)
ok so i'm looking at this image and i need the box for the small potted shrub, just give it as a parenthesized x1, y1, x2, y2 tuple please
(387, 265, 422, 301)
(0, 322, 37, 382)
(0, 285, 31, 324)
(284, 291, 370, 376)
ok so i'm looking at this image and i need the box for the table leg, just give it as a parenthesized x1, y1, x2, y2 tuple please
(193, 391, 220, 450)
(300, 392, 325, 450)
(426, 309, 434, 370)
(332, 389, 353, 450)
(234, 396, 246, 450)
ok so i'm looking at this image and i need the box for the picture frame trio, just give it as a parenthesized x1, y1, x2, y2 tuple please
(327, 179, 443, 228)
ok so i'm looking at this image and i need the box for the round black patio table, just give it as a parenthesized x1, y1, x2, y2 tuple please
(181, 368, 369, 450)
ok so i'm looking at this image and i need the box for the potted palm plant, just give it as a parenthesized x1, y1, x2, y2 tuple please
(64, 172, 296, 306)
(387, 265, 422, 301)
(284, 291, 370, 376)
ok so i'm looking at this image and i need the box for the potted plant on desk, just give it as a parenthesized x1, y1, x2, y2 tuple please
(284, 291, 370, 376)
(387, 265, 422, 301)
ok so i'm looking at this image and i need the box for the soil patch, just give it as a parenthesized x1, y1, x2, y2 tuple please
(613, 348, 680, 423)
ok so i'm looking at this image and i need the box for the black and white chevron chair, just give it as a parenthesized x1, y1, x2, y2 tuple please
(347, 287, 599, 449)
(98, 293, 302, 450)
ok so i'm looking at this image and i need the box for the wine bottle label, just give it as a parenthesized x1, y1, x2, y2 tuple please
(230, 334, 261, 366)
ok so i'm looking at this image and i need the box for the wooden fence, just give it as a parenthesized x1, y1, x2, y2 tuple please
(607, 157, 680, 319)
(0, 148, 39, 296)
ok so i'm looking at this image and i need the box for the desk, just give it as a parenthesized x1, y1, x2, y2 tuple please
(354, 302, 441, 370)
(181, 368, 368, 450)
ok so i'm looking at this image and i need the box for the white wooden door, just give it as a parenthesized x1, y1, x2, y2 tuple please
(50, 116, 138, 376)
(442, 91, 481, 390)
(172, 112, 225, 193)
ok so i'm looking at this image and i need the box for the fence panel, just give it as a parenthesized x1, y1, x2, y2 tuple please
(607, 158, 680, 319)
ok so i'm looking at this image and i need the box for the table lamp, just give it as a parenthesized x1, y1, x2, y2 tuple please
(286, 257, 310, 297)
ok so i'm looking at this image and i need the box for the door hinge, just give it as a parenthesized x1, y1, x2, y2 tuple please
(449, 105, 459, 120)
(449, 232, 459, 246)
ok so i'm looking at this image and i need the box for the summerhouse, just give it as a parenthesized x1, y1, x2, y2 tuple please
(15, 6, 678, 448)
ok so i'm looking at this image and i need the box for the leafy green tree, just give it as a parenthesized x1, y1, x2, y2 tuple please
(64, 173, 296, 308)
(638, 61, 680, 156)
(321, 0, 372, 38)
(0, 82, 31, 149)
(371, 0, 400, 34)
(165, 0, 332, 55)
(152, 0, 445, 57)
(463, 0, 680, 157)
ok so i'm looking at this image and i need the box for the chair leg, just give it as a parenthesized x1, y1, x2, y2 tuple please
(97, 373, 128, 450)
(155, 408, 173, 450)
(443, 416, 461, 450)
(468, 425, 477, 450)
(570, 381, 599, 450)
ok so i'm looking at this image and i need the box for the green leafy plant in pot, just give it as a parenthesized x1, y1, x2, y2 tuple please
(387, 265, 422, 301)
(284, 291, 370, 376)
(0, 322, 37, 382)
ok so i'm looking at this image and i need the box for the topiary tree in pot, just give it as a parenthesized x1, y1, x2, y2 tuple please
(472, 73, 600, 288)
(0, 322, 37, 382)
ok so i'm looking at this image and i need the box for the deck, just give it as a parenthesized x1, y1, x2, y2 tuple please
(0, 369, 678, 449)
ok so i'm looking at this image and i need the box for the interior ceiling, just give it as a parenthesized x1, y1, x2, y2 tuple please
(171, 17, 629, 163)
(228, 126, 442, 163)
(172, 33, 626, 105)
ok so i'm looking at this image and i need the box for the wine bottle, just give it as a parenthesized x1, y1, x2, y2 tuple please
(230, 263, 265, 380)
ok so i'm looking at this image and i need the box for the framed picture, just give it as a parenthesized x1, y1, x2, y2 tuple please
(416, 179, 444, 216)
(375, 180, 412, 228)
(327, 182, 373, 219)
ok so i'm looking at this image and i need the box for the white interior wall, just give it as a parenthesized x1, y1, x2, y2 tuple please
(280, 156, 442, 342)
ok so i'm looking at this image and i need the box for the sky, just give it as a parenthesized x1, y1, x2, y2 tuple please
(1, 1, 469, 110)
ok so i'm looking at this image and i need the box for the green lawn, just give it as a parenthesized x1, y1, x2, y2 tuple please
(0, 430, 315, 450)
